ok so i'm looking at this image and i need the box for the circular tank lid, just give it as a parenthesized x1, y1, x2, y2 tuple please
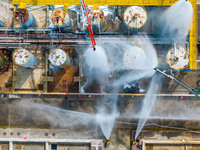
(13, 49, 29, 65)
(14, 8, 29, 24)
(124, 6, 147, 28)
(0, 52, 7, 69)
(88, 10, 104, 25)
(50, 8, 69, 26)
(49, 49, 70, 66)
(166, 46, 189, 70)
(123, 46, 147, 69)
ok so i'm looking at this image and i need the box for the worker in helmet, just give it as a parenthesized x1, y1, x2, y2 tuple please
(131, 139, 142, 150)
(104, 140, 110, 148)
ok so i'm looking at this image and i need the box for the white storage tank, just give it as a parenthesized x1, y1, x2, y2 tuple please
(14, 8, 38, 28)
(12, 49, 38, 68)
(49, 49, 71, 68)
(50, 8, 71, 28)
(123, 6, 147, 29)
(123, 46, 147, 70)
(88, 9, 105, 26)
(166, 45, 189, 70)
(80, 6, 114, 31)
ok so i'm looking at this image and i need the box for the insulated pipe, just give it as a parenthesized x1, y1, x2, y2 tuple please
(14, 8, 38, 28)
(77, 11, 81, 29)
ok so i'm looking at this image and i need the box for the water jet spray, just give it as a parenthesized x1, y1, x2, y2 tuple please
(159, 0, 193, 42)
(135, 73, 162, 139)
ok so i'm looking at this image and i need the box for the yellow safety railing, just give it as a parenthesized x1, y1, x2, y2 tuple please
(13, 0, 179, 8)
(63, 4, 69, 14)
(189, 0, 197, 70)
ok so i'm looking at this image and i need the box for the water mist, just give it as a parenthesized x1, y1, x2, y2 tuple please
(82, 36, 158, 139)
(83, 45, 110, 78)
(159, 0, 193, 42)
(110, 35, 158, 87)
(17, 99, 119, 140)
(18, 101, 96, 128)
(95, 88, 120, 140)
(135, 73, 162, 139)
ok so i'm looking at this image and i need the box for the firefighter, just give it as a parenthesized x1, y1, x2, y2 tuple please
(131, 140, 135, 146)
(104, 140, 110, 148)
(131, 139, 142, 150)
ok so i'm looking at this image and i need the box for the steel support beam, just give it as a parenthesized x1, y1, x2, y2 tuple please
(9, 141, 13, 150)
(45, 142, 49, 150)
(0, 138, 103, 143)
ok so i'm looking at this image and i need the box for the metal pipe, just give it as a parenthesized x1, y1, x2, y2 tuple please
(3, 91, 200, 97)
(0, 37, 23, 39)
(154, 68, 200, 99)
(0, 29, 51, 31)
(173, 79, 200, 98)
(0, 43, 30, 45)
(77, 11, 81, 29)
(0, 138, 103, 143)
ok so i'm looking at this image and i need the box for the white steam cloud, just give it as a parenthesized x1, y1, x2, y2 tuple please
(159, 0, 193, 42)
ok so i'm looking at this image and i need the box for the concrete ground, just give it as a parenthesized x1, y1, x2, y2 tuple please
(0, 95, 200, 149)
